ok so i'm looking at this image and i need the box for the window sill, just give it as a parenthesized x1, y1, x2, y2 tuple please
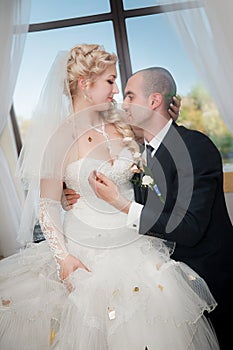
(224, 172, 233, 192)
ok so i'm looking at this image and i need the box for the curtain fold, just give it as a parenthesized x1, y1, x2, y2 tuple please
(0, 0, 31, 257)
(161, 0, 233, 135)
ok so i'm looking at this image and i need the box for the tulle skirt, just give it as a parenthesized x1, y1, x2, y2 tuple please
(0, 236, 219, 350)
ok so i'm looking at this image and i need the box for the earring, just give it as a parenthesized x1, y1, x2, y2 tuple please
(83, 90, 92, 103)
(83, 92, 89, 101)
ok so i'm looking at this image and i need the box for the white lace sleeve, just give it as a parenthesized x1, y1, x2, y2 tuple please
(39, 197, 69, 261)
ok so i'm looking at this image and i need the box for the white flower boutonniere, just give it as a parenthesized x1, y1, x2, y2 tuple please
(130, 152, 164, 203)
(141, 175, 154, 187)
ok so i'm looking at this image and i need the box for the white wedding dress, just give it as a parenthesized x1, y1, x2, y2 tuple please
(0, 148, 219, 350)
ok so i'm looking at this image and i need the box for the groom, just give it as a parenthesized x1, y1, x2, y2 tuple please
(87, 67, 233, 349)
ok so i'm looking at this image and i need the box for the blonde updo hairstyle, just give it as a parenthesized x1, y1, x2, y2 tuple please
(67, 44, 139, 153)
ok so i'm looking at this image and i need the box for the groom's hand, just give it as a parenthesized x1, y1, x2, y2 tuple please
(61, 188, 80, 211)
(88, 171, 131, 214)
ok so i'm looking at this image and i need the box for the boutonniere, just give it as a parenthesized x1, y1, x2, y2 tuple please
(130, 152, 165, 203)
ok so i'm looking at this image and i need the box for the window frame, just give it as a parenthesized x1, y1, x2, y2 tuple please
(11, 0, 201, 152)
(12, 0, 232, 188)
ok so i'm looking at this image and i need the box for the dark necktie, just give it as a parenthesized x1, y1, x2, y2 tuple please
(146, 144, 154, 168)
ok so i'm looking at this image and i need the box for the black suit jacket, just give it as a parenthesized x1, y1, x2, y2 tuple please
(136, 121, 233, 311)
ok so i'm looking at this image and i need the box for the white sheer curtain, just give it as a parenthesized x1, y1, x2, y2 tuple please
(161, 0, 233, 135)
(0, 0, 31, 257)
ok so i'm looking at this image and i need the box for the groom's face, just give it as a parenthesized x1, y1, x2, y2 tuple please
(123, 73, 152, 130)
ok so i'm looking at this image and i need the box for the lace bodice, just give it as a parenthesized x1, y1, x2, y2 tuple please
(62, 147, 137, 248)
(64, 147, 134, 197)
(39, 147, 137, 258)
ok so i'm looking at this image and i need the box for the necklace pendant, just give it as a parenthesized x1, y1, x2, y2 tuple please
(88, 136, 92, 142)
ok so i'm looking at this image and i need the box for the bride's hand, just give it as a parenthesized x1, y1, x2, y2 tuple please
(168, 95, 181, 121)
(88, 171, 131, 214)
(57, 254, 91, 288)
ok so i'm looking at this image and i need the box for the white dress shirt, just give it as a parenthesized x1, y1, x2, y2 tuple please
(127, 119, 173, 231)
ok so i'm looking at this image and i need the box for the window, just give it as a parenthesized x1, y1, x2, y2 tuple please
(13, 0, 233, 172)
(14, 21, 121, 142)
(30, 0, 110, 23)
(123, 0, 185, 10)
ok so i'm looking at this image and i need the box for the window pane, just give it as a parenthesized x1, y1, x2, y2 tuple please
(14, 21, 122, 141)
(30, 0, 110, 23)
(123, 0, 185, 10)
(126, 13, 200, 95)
(126, 13, 233, 169)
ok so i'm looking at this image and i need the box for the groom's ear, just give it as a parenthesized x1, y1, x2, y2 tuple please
(149, 93, 162, 110)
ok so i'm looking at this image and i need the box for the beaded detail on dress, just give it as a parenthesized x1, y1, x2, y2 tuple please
(39, 198, 69, 261)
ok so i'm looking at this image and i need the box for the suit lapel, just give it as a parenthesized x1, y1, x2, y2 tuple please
(132, 142, 149, 204)
(142, 122, 180, 203)
(132, 123, 180, 205)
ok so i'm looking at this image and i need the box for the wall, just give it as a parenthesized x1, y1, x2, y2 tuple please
(224, 172, 233, 224)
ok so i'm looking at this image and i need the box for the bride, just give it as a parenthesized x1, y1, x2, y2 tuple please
(0, 44, 219, 350)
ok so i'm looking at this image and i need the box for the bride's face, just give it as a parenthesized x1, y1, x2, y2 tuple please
(89, 65, 119, 111)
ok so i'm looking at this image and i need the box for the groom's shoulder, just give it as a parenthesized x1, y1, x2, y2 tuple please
(174, 123, 221, 158)
(175, 122, 215, 145)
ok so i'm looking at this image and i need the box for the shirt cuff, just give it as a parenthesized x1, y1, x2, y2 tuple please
(127, 201, 143, 232)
